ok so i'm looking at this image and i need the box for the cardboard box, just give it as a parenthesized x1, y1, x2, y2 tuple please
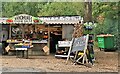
(43, 46, 49, 53)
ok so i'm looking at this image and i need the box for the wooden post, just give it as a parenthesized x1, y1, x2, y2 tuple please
(82, 34, 89, 64)
(84, 1, 92, 22)
(20, 24, 25, 39)
(73, 51, 78, 64)
(66, 38, 74, 64)
(22, 24, 25, 38)
(46, 24, 50, 55)
(9, 24, 11, 39)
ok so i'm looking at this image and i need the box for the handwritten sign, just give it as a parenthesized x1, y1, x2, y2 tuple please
(72, 36, 87, 52)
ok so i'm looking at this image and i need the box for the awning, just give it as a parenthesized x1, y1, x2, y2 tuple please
(42, 20, 80, 24)
(39, 16, 82, 24)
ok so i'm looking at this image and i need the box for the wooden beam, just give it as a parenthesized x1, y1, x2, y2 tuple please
(47, 24, 50, 55)
(9, 24, 11, 39)
(66, 38, 74, 64)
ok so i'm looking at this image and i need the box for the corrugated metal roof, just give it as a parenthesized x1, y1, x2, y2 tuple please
(43, 20, 80, 24)
(40, 16, 82, 24)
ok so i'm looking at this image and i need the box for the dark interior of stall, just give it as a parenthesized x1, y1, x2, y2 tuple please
(49, 24, 62, 53)
(50, 31, 62, 53)
(2, 24, 9, 55)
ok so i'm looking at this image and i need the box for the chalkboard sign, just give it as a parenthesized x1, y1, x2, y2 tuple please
(72, 36, 87, 52)
(66, 34, 89, 64)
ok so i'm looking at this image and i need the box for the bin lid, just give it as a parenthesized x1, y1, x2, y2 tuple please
(97, 34, 114, 37)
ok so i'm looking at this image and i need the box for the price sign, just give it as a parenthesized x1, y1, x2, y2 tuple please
(58, 41, 72, 47)
(72, 36, 87, 52)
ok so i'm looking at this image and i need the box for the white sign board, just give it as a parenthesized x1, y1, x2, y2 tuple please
(13, 14, 33, 24)
(58, 41, 72, 47)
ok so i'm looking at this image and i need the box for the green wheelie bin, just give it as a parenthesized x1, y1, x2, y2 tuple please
(97, 35, 114, 51)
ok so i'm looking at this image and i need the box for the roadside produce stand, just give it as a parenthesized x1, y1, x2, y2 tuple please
(5, 14, 49, 57)
(0, 14, 83, 56)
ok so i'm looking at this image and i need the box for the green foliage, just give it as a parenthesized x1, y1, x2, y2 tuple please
(2, 2, 84, 17)
(92, 2, 118, 48)
(92, 2, 118, 22)
(37, 2, 84, 16)
(118, 1, 120, 49)
(2, 2, 47, 17)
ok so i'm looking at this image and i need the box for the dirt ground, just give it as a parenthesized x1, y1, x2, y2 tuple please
(0, 48, 118, 72)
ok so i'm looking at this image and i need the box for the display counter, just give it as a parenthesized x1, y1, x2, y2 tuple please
(55, 41, 73, 58)
(32, 40, 47, 44)
(31, 40, 48, 55)
(6, 39, 48, 56)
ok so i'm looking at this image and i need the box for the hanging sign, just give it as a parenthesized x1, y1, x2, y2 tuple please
(14, 14, 33, 23)
(6, 14, 42, 24)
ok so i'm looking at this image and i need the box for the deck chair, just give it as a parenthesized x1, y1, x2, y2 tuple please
(66, 34, 92, 65)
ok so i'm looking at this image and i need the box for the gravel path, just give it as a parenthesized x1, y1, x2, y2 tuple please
(0, 49, 118, 72)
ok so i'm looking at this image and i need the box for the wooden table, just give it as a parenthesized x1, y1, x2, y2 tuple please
(31, 40, 48, 55)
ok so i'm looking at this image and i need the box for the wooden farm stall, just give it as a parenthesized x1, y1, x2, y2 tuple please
(0, 14, 83, 56)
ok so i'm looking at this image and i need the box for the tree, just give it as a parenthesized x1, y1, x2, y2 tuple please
(92, 2, 119, 48)
(84, 1, 92, 22)
(2, 2, 46, 17)
(37, 2, 84, 16)
(2, 2, 84, 17)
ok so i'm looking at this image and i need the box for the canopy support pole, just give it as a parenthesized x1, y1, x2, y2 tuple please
(46, 24, 50, 55)
(9, 24, 11, 39)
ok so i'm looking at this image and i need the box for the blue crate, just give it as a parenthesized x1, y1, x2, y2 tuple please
(22, 46, 30, 48)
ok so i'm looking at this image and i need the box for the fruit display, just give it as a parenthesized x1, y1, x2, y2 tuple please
(14, 43, 31, 48)
(7, 39, 22, 43)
